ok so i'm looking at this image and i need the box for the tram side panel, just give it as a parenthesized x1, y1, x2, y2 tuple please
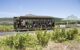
(14, 17, 55, 31)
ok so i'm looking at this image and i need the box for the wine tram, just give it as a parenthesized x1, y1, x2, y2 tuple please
(14, 15, 55, 31)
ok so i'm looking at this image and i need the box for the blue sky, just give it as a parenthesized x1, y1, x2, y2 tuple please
(0, 0, 80, 18)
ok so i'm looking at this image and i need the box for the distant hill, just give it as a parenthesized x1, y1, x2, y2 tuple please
(0, 18, 13, 25)
(0, 18, 13, 21)
(0, 17, 63, 25)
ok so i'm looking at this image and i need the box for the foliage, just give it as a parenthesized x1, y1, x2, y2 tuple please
(4, 36, 14, 48)
(0, 25, 13, 32)
(0, 28, 79, 50)
(13, 33, 37, 49)
(0, 33, 37, 50)
(36, 30, 50, 47)
(52, 28, 78, 43)
(66, 28, 78, 40)
(52, 28, 66, 42)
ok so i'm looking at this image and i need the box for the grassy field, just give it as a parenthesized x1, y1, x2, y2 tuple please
(0, 27, 80, 50)
(0, 25, 14, 32)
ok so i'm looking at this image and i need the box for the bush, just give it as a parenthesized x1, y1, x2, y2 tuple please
(66, 28, 78, 40)
(4, 36, 14, 48)
(52, 28, 78, 43)
(52, 28, 66, 43)
(13, 33, 37, 50)
(1, 33, 37, 50)
(0, 28, 79, 50)
(36, 30, 50, 47)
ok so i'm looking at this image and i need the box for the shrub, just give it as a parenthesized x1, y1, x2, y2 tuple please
(1, 33, 37, 50)
(13, 34, 26, 49)
(66, 28, 78, 40)
(3, 36, 14, 48)
(52, 28, 66, 43)
(52, 28, 78, 43)
(36, 30, 50, 47)
(13, 33, 37, 50)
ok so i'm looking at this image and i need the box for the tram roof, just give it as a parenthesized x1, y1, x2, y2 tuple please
(19, 15, 54, 19)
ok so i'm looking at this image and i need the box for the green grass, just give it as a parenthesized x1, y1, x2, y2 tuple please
(0, 25, 13, 32)
(0, 27, 80, 50)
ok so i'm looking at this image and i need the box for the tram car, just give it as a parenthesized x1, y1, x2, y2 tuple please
(14, 15, 55, 31)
